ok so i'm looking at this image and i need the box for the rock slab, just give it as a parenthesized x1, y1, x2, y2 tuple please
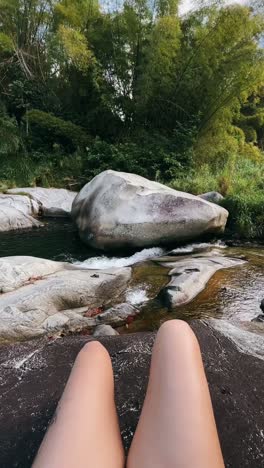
(0, 194, 41, 232)
(0, 320, 263, 467)
(7, 187, 77, 217)
(72, 170, 228, 250)
(0, 256, 131, 342)
(157, 255, 245, 307)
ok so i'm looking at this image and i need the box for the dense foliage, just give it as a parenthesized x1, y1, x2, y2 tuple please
(0, 0, 264, 238)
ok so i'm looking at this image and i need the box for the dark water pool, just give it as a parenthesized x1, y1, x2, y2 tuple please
(0, 220, 99, 261)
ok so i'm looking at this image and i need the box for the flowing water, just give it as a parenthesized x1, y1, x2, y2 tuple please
(124, 248, 264, 335)
(0, 220, 263, 335)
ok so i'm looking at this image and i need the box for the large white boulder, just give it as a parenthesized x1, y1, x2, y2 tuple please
(72, 170, 229, 250)
(0, 194, 41, 232)
(7, 187, 77, 217)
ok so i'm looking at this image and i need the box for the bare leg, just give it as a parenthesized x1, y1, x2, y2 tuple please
(33, 341, 125, 468)
(127, 320, 225, 468)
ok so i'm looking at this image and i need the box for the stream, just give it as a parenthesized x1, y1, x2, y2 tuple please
(0, 219, 263, 336)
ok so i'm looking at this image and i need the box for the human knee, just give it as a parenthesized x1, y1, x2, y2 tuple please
(157, 320, 199, 350)
(77, 340, 111, 363)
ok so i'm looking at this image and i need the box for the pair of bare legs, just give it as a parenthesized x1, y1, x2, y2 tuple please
(33, 320, 224, 468)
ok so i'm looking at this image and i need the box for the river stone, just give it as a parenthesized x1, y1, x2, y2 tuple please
(96, 303, 139, 327)
(0, 257, 131, 342)
(0, 194, 41, 232)
(199, 191, 224, 204)
(7, 187, 77, 217)
(0, 319, 263, 467)
(71, 170, 228, 250)
(160, 256, 245, 307)
(93, 324, 119, 336)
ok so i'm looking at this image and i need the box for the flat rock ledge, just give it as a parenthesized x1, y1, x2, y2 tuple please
(7, 187, 77, 218)
(0, 256, 131, 342)
(0, 320, 263, 467)
(0, 188, 77, 232)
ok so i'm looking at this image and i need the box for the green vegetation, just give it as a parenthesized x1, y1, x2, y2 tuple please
(0, 0, 264, 239)
(171, 157, 264, 239)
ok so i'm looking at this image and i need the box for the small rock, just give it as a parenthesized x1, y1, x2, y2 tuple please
(96, 303, 139, 327)
(251, 314, 264, 323)
(93, 325, 119, 337)
(43, 313, 69, 331)
(198, 191, 224, 204)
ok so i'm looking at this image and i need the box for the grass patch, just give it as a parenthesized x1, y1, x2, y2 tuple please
(171, 157, 264, 240)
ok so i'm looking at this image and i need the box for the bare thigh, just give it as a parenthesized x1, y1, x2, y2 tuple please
(33, 341, 125, 468)
(127, 320, 225, 468)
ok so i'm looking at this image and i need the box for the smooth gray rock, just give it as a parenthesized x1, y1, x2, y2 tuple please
(0, 256, 66, 293)
(0, 256, 131, 342)
(0, 194, 41, 232)
(96, 303, 139, 327)
(161, 255, 245, 307)
(0, 320, 263, 467)
(72, 170, 228, 250)
(199, 191, 224, 204)
(8, 187, 77, 217)
(93, 324, 119, 336)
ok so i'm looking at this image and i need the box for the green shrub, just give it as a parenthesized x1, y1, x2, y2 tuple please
(27, 109, 90, 152)
(81, 135, 192, 183)
(0, 105, 21, 157)
(222, 193, 264, 240)
(170, 164, 219, 194)
(170, 156, 264, 240)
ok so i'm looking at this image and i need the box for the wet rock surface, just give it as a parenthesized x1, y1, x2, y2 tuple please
(72, 170, 228, 250)
(0, 320, 263, 468)
(157, 255, 245, 307)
